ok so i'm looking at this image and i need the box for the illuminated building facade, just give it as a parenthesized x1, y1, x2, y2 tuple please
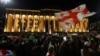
(4, 8, 89, 33)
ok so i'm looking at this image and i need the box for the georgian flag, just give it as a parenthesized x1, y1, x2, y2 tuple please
(55, 4, 96, 30)
(55, 11, 74, 30)
(72, 4, 96, 20)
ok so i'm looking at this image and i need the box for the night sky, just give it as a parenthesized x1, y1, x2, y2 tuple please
(6, 0, 100, 23)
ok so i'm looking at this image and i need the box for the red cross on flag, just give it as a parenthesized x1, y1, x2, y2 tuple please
(55, 11, 75, 30)
(55, 4, 96, 30)
(71, 4, 96, 20)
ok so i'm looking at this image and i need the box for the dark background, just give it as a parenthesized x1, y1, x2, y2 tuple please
(6, 0, 100, 23)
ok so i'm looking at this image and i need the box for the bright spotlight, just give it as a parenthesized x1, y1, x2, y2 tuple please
(1, 0, 11, 4)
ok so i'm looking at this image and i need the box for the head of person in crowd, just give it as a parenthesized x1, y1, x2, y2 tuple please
(48, 45, 54, 53)
(46, 45, 56, 56)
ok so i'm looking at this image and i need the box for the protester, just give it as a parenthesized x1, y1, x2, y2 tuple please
(46, 45, 56, 56)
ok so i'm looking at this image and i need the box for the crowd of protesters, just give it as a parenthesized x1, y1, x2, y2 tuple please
(0, 31, 100, 56)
